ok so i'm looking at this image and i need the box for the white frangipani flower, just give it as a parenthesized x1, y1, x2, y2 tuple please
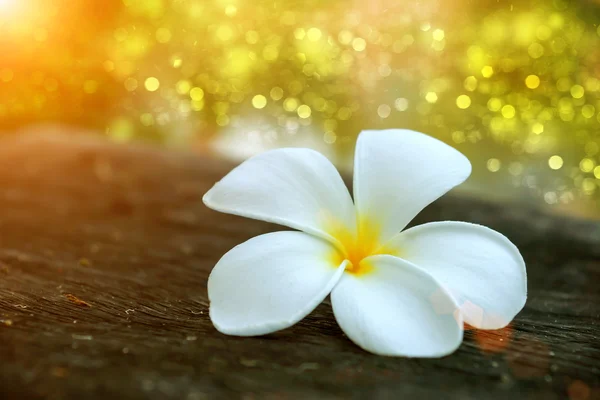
(203, 129, 527, 357)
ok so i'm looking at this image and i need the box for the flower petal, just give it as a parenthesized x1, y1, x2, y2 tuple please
(208, 231, 346, 336)
(353, 130, 471, 245)
(387, 221, 527, 329)
(331, 255, 463, 357)
(203, 148, 356, 245)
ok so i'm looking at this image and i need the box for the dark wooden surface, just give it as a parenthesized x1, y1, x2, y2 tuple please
(0, 134, 599, 400)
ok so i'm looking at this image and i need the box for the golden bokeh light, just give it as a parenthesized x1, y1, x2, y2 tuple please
(0, 0, 598, 217)
(549, 156, 564, 170)
(425, 92, 438, 104)
(456, 95, 471, 110)
(487, 158, 501, 172)
(297, 104, 312, 119)
(144, 77, 160, 92)
(525, 75, 540, 89)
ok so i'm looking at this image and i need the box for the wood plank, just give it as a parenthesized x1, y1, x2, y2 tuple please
(0, 133, 598, 399)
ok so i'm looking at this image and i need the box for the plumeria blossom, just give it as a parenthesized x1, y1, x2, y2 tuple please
(203, 129, 527, 357)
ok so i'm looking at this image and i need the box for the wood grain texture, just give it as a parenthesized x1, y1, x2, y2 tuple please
(0, 133, 598, 400)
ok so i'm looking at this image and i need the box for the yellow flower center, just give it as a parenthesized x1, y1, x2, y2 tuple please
(326, 216, 396, 275)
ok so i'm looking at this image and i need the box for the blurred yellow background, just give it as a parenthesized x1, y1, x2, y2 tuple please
(1, 0, 599, 218)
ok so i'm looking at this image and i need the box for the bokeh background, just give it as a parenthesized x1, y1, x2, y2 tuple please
(1, 0, 599, 218)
